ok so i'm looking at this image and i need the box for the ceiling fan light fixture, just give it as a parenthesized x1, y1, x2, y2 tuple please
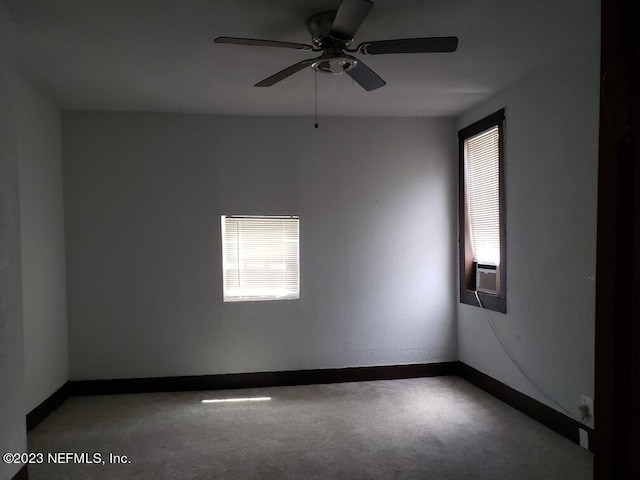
(311, 55, 358, 74)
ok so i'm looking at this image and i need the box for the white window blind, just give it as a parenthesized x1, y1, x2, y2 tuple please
(464, 126, 501, 265)
(221, 215, 299, 302)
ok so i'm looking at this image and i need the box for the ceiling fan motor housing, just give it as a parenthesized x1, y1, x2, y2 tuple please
(307, 11, 341, 47)
(307, 11, 357, 74)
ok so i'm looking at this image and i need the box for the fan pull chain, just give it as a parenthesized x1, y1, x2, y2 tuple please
(314, 70, 319, 129)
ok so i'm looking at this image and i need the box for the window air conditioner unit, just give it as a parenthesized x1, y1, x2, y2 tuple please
(476, 264, 498, 295)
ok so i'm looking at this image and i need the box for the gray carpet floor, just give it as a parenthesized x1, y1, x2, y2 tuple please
(28, 376, 592, 479)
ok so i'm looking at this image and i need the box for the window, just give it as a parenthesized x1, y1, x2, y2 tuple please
(458, 109, 506, 313)
(221, 215, 299, 302)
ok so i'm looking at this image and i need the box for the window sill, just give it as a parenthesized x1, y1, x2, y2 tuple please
(223, 296, 300, 303)
(460, 289, 506, 314)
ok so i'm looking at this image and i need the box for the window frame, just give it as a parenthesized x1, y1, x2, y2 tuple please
(221, 214, 300, 303)
(458, 109, 507, 313)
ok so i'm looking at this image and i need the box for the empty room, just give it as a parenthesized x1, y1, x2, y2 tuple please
(1, 0, 614, 479)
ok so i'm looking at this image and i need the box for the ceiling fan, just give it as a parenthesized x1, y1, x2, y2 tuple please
(214, 0, 458, 91)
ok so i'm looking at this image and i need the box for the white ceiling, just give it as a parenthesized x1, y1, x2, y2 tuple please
(4, 0, 599, 117)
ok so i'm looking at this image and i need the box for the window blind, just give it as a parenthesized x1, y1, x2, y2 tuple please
(464, 126, 501, 265)
(221, 216, 299, 302)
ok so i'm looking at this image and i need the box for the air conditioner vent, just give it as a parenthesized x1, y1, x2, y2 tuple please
(476, 264, 498, 295)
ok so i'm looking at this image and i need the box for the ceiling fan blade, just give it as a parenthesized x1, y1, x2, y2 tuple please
(358, 36, 459, 55)
(346, 59, 386, 91)
(331, 0, 374, 40)
(214, 37, 313, 51)
(255, 59, 316, 87)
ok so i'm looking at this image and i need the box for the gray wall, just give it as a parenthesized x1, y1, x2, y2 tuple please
(63, 114, 458, 380)
(18, 77, 68, 412)
(0, 6, 27, 480)
(456, 43, 600, 420)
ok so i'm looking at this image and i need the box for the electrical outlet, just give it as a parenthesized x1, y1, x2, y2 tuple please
(580, 394, 594, 429)
(579, 428, 589, 449)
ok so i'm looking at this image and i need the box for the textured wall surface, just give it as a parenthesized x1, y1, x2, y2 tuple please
(0, 5, 27, 480)
(18, 77, 68, 412)
(63, 114, 458, 380)
(456, 43, 600, 420)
